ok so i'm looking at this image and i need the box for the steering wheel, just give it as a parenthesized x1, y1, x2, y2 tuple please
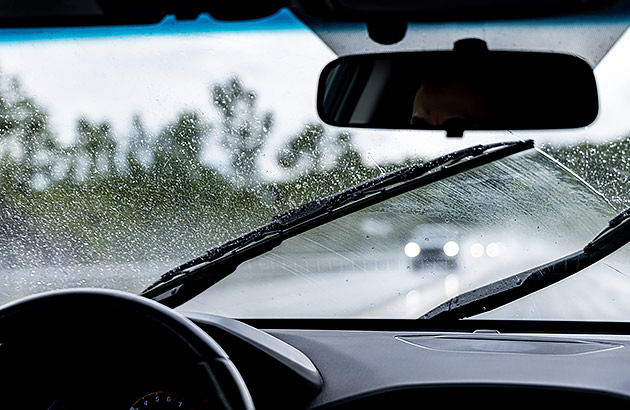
(0, 288, 255, 410)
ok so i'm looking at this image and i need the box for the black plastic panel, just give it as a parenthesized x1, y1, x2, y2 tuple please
(265, 329, 630, 408)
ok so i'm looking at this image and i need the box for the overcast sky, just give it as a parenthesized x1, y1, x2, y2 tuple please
(0, 13, 629, 167)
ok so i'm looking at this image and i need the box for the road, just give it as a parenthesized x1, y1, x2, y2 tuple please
(179, 244, 630, 320)
(2, 244, 630, 321)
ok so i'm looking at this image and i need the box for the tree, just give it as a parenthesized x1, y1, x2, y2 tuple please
(152, 110, 211, 183)
(0, 74, 59, 191)
(125, 114, 152, 177)
(277, 123, 326, 172)
(543, 137, 630, 210)
(334, 131, 363, 173)
(72, 117, 118, 180)
(211, 76, 273, 186)
(277, 123, 370, 180)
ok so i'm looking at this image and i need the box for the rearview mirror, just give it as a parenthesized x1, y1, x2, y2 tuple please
(317, 40, 598, 137)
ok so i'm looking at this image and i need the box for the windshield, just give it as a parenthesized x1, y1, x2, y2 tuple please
(177, 151, 626, 319)
(1, 9, 630, 321)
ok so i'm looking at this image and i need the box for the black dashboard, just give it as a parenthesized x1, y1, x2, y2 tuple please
(3, 289, 630, 409)
(194, 317, 630, 408)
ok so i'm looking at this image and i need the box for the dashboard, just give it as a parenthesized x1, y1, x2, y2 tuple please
(3, 289, 630, 409)
(201, 318, 630, 408)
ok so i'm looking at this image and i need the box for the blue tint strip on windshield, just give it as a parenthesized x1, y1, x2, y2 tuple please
(0, 8, 304, 43)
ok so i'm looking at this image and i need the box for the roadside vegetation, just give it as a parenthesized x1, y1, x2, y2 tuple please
(0, 74, 380, 264)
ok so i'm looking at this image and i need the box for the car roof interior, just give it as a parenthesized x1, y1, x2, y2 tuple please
(0, 0, 627, 27)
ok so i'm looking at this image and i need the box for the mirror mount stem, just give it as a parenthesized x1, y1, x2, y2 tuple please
(366, 19, 408, 45)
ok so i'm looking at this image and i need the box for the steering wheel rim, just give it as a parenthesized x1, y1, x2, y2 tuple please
(0, 288, 255, 410)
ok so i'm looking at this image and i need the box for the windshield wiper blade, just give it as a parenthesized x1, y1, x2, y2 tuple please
(421, 206, 630, 320)
(141, 139, 534, 307)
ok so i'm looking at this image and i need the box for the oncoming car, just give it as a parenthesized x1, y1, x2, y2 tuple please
(404, 223, 461, 271)
(1, 1, 630, 409)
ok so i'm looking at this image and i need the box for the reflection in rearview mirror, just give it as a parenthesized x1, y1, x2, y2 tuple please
(317, 40, 599, 137)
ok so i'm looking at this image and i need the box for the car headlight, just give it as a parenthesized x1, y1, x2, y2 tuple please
(404, 241, 421, 257)
(486, 242, 501, 257)
(443, 241, 460, 257)
(470, 243, 484, 258)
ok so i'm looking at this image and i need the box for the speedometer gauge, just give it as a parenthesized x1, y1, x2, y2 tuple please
(130, 391, 190, 410)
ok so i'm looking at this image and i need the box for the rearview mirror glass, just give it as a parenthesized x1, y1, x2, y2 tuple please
(317, 42, 598, 136)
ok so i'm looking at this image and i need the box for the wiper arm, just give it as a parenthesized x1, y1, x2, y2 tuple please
(141, 139, 534, 307)
(421, 206, 630, 320)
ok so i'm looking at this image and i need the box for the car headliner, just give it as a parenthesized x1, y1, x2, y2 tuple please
(2, 1, 628, 67)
